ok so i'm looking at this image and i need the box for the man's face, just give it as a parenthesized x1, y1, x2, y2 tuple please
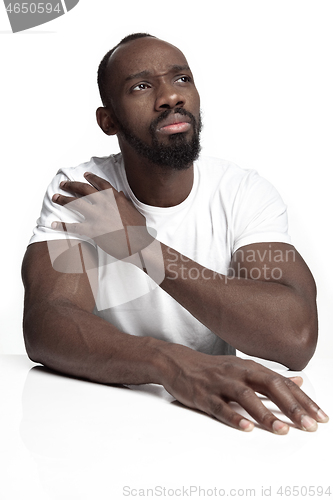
(106, 37, 202, 170)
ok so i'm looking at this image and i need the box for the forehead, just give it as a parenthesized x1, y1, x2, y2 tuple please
(107, 38, 190, 85)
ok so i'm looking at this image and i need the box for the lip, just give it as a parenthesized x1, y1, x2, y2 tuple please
(156, 113, 192, 134)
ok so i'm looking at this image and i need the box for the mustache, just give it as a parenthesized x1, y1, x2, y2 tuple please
(149, 108, 198, 135)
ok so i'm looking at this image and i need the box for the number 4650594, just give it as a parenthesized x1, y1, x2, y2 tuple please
(6, 3, 61, 14)
(277, 486, 331, 496)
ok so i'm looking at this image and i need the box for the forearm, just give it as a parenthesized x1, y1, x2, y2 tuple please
(145, 242, 317, 369)
(23, 298, 171, 385)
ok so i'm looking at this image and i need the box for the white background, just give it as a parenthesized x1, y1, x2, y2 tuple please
(0, 0, 332, 356)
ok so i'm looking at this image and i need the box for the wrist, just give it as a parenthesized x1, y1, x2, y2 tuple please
(149, 339, 191, 387)
(124, 225, 155, 256)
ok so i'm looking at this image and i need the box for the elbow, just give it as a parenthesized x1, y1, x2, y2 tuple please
(276, 289, 318, 371)
(23, 325, 38, 364)
(23, 310, 44, 365)
(24, 338, 41, 365)
(283, 317, 318, 372)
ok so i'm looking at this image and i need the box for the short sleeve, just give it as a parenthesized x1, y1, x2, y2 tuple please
(232, 170, 291, 253)
(29, 171, 96, 248)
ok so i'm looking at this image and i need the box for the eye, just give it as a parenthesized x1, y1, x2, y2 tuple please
(175, 75, 192, 84)
(132, 82, 151, 91)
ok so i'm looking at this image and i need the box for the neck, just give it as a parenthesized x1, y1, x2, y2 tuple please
(121, 149, 194, 208)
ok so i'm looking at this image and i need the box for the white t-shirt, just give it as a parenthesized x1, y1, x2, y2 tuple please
(30, 154, 291, 355)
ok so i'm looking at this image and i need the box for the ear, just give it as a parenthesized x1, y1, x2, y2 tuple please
(96, 107, 118, 136)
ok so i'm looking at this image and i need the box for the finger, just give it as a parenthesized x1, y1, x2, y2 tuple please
(59, 180, 97, 197)
(245, 364, 329, 428)
(53, 193, 77, 205)
(84, 172, 114, 191)
(52, 193, 95, 218)
(288, 376, 303, 387)
(223, 383, 289, 434)
(282, 377, 329, 423)
(250, 371, 322, 431)
(51, 220, 84, 235)
(207, 395, 255, 432)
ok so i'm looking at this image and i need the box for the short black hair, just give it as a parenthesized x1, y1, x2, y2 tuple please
(97, 33, 155, 108)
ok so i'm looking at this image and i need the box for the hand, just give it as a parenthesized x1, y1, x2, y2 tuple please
(51, 173, 154, 259)
(161, 347, 329, 434)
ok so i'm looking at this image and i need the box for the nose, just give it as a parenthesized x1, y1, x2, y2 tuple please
(154, 82, 185, 111)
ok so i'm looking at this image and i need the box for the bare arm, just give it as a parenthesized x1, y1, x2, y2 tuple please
(153, 241, 318, 371)
(22, 240, 327, 434)
(22, 240, 163, 385)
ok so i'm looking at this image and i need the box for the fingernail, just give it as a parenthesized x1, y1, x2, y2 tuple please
(272, 420, 289, 435)
(60, 181, 66, 188)
(301, 415, 318, 432)
(317, 409, 329, 423)
(51, 222, 58, 229)
(52, 194, 60, 202)
(239, 419, 254, 432)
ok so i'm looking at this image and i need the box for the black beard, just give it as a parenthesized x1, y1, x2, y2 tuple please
(117, 108, 202, 171)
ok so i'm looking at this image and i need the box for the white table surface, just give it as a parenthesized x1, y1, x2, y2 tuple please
(0, 355, 332, 500)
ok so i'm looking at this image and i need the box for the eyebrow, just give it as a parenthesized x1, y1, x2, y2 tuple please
(125, 65, 191, 82)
